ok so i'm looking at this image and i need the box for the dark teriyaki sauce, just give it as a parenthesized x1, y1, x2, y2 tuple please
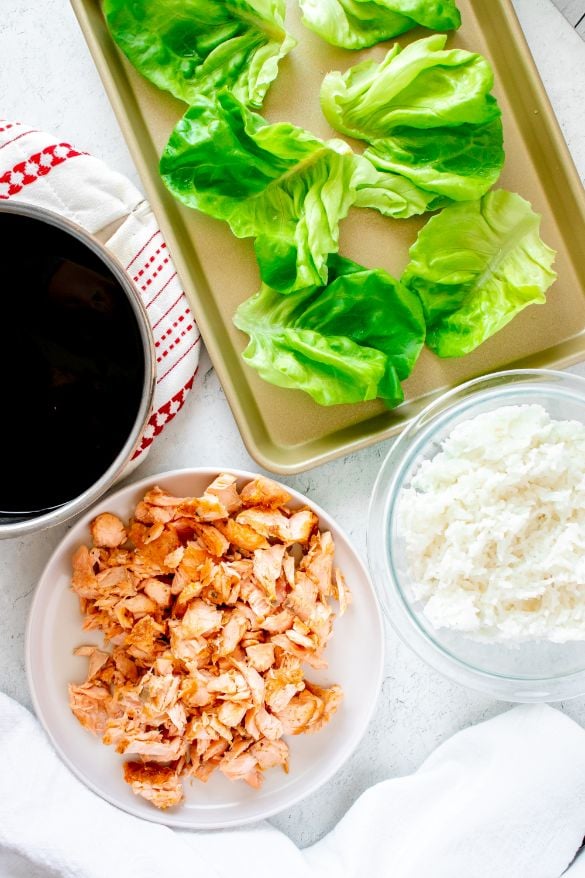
(0, 213, 145, 515)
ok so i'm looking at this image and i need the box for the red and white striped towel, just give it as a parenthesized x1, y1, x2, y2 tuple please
(0, 120, 200, 462)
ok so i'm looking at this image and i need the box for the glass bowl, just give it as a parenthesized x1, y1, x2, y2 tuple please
(368, 368, 585, 702)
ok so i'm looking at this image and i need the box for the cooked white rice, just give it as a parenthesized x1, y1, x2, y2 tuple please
(397, 404, 585, 643)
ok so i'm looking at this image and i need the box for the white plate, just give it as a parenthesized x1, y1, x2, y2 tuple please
(26, 468, 384, 829)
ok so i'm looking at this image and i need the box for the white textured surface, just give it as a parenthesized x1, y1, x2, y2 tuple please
(0, 0, 585, 848)
(4, 696, 585, 878)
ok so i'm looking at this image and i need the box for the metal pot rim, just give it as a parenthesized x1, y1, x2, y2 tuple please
(0, 201, 156, 539)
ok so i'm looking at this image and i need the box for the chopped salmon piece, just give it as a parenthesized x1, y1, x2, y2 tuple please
(274, 689, 321, 736)
(154, 654, 175, 676)
(304, 682, 344, 734)
(176, 493, 228, 522)
(254, 706, 283, 740)
(142, 487, 186, 508)
(95, 565, 135, 596)
(68, 682, 111, 736)
(240, 580, 272, 620)
(71, 545, 99, 599)
(286, 572, 318, 623)
(172, 543, 209, 595)
(218, 612, 248, 657)
(127, 520, 150, 550)
(206, 473, 242, 513)
(142, 578, 171, 608)
(124, 616, 165, 661)
(182, 599, 222, 638)
(74, 645, 111, 682)
(232, 660, 265, 706)
(236, 508, 318, 545)
(82, 610, 124, 642)
(253, 544, 286, 601)
(287, 627, 315, 649)
(306, 600, 335, 646)
(120, 733, 185, 762)
(119, 594, 158, 618)
(207, 670, 249, 700)
(225, 736, 252, 760)
(301, 531, 335, 599)
(169, 620, 206, 664)
(264, 657, 305, 713)
(276, 683, 343, 735)
(112, 647, 138, 683)
(245, 643, 275, 673)
(203, 712, 233, 743)
(163, 547, 184, 569)
(202, 562, 240, 605)
(90, 513, 127, 549)
(192, 523, 230, 558)
(123, 762, 183, 809)
(173, 581, 205, 616)
(265, 681, 302, 714)
(251, 738, 289, 772)
(132, 528, 181, 576)
(144, 523, 165, 544)
(168, 701, 187, 734)
(139, 672, 180, 717)
(215, 518, 270, 553)
(271, 634, 328, 669)
(219, 750, 262, 789)
(218, 701, 248, 728)
(240, 476, 291, 508)
(283, 555, 295, 588)
(180, 673, 213, 709)
(191, 761, 217, 783)
(234, 601, 257, 627)
(134, 500, 174, 526)
(260, 609, 294, 634)
(333, 567, 352, 616)
(166, 518, 196, 545)
(287, 509, 319, 543)
(202, 739, 229, 763)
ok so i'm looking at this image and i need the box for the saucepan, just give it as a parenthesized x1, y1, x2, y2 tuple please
(0, 201, 155, 539)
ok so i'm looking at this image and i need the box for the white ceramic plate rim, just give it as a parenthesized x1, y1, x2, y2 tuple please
(26, 467, 384, 829)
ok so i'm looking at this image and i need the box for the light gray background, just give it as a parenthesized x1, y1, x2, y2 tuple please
(1, 0, 585, 847)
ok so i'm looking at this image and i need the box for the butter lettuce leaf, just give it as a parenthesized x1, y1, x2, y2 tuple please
(234, 255, 426, 406)
(300, 0, 460, 50)
(103, 0, 295, 109)
(321, 36, 499, 139)
(321, 35, 504, 203)
(160, 92, 361, 293)
(402, 190, 557, 357)
(353, 154, 448, 218)
(365, 118, 504, 202)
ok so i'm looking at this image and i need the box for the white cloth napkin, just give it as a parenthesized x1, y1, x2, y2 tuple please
(0, 120, 200, 461)
(1, 695, 585, 878)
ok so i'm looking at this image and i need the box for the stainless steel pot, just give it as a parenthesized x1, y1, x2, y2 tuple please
(0, 202, 156, 539)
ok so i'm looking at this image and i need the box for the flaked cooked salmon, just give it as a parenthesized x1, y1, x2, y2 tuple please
(123, 762, 183, 809)
(90, 513, 127, 549)
(69, 473, 350, 811)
